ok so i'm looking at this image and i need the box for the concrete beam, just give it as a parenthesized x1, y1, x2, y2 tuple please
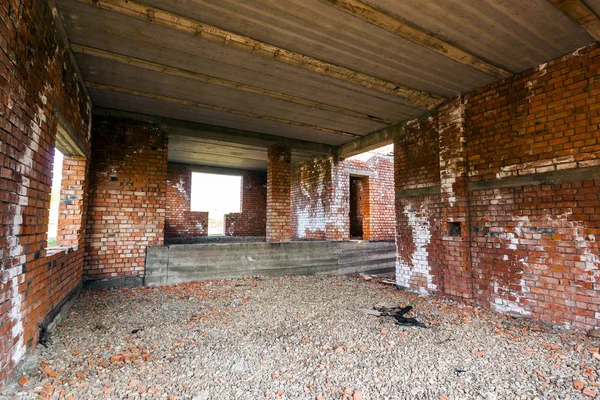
(169, 163, 265, 177)
(336, 122, 406, 158)
(319, 0, 512, 80)
(72, 44, 397, 126)
(87, 81, 360, 138)
(549, 0, 600, 41)
(93, 108, 335, 155)
(78, 0, 446, 109)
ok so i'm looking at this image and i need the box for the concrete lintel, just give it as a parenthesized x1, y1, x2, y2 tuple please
(336, 122, 406, 159)
(170, 162, 264, 177)
(468, 165, 600, 191)
(93, 108, 334, 155)
(396, 185, 441, 198)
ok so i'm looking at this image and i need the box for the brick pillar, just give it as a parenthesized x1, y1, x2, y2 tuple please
(266, 144, 292, 243)
(438, 96, 473, 300)
(57, 155, 88, 247)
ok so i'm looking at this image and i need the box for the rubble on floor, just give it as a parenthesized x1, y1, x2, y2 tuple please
(3, 276, 600, 399)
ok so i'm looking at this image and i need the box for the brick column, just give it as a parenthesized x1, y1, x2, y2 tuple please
(266, 144, 292, 243)
(438, 96, 473, 300)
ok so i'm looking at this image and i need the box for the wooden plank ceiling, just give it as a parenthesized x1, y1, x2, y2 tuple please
(55, 0, 597, 171)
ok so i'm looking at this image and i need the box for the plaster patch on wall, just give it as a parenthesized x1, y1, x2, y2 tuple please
(396, 202, 436, 295)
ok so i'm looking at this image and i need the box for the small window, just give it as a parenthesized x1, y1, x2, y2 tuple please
(191, 173, 242, 235)
(47, 113, 88, 250)
(47, 149, 64, 247)
(448, 221, 462, 237)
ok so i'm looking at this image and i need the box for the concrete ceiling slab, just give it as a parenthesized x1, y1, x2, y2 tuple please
(55, 0, 597, 170)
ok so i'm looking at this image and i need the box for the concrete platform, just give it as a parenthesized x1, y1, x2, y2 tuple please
(145, 240, 395, 285)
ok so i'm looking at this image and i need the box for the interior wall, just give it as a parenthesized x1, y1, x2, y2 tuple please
(0, 0, 92, 384)
(84, 115, 167, 280)
(225, 172, 267, 237)
(395, 43, 600, 330)
(165, 164, 208, 239)
(291, 149, 395, 242)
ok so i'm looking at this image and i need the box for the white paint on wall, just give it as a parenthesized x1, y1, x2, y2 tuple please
(396, 202, 436, 295)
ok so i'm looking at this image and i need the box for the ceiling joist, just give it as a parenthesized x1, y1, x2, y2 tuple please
(78, 0, 446, 109)
(87, 81, 361, 138)
(549, 0, 600, 40)
(72, 44, 397, 125)
(318, 0, 512, 80)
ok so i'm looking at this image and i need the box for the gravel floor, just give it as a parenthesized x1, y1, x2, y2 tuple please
(3, 275, 600, 399)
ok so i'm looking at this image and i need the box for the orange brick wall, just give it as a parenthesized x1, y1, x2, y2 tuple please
(225, 172, 267, 236)
(395, 44, 600, 330)
(266, 144, 292, 243)
(165, 164, 208, 239)
(84, 115, 167, 280)
(0, 0, 92, 384)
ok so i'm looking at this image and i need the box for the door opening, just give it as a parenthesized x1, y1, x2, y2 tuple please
(350, 176, 369, 240)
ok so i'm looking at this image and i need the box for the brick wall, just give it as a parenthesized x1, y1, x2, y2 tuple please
(165, 164, 208, 239)
(395, 117, 444, 295)
(57, 156, 88, 246)
(84, 115, 167, 280)
(291, 146, 395, 242)
(225, 172, 266, 236)
(0, 0, 92, 384)
(395, 44, 600, 330)
(266, 144, 292, 243)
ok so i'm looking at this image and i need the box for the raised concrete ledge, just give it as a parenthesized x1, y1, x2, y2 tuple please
(145, 240, 395, 286)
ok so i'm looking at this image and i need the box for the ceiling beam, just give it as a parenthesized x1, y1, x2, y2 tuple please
(78, 0, 446, 109)
(72, 44, 397, 126)
(548, 0, 600, 40)
(93, 108, 335, 155)
(336, 122, 406, 158)
(169, 163, 266, 177)
(87, 81, 360, 138)
(318, 0, 512, 80)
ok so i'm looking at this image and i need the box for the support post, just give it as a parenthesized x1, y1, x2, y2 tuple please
(266, 144, 292, 243)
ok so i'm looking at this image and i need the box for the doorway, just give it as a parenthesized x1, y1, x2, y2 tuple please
(349, 176, 369, 240)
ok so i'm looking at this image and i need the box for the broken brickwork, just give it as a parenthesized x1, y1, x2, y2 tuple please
(395, 44, 600, 330)
(0, 0, 92, 384)
(84, 115, 167, 280)
(225, 172, 267, 236)
(165, 164, 208, 239)
(291, 146, 395, 242)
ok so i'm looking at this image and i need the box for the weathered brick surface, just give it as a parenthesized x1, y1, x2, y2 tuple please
(225, 173, 266, 236)
(57, 156, 88, 246)
(465, 44, 600, 329)
(395, 121, 444, 294)
(396, 44, 600, 329)
(291, 146, 395, 242)
(84, 116, 167, 279)
(165, 164, 208, 238)
(0, 0, 92, 384)
(266, 144, 292, 243)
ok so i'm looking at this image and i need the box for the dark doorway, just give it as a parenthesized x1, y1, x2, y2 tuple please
(350, 176, 369, 239)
